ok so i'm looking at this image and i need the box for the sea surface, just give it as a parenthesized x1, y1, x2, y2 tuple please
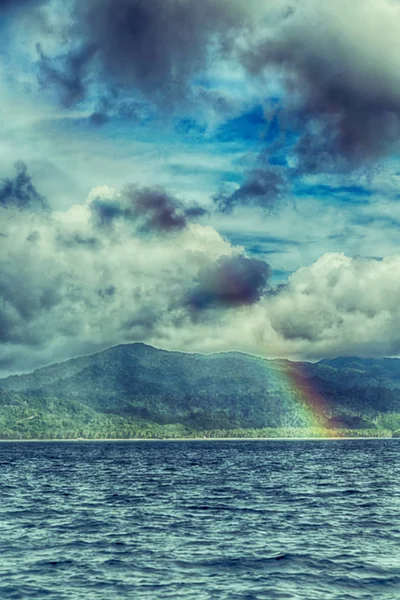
(1, 440, 400, 600)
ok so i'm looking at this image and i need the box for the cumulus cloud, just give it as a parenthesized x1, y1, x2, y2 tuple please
(0, 177, 272, 374)
(266, 253, 400, 358)
(1, 175, 400, 375)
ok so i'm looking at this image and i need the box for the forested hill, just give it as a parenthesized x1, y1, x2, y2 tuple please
(1, 343, 400, 438)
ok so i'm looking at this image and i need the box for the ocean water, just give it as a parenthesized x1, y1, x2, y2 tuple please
(1, 440, 400, 600)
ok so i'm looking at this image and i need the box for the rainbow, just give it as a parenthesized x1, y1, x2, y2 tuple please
(266, 360, 336, 436)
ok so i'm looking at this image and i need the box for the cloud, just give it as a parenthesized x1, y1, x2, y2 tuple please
(242, 0, 400, 175)
(37, 43, 97, 108)
(0, 176, 270, 374)
(212, 0, 400, 210)
(2, 174, 400, 374)
(37, 0, 260, 110)
(9, 0, 400, 195)
(215, 164, 288, 212)
(12, 0, 400, 214)
(187, 254, 270, 310)
(0, 162, 48, 211)
(89, 184, 206, 233)
(266, 253, 400, 358)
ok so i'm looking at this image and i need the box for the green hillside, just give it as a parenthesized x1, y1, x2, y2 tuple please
(0, 344, 399, 439)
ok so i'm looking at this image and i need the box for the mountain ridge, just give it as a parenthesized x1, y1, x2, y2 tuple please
(1, 343, 400, 438)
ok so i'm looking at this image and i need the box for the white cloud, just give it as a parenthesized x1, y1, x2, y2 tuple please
(3, 178, 400, 376)
(266, 253, 400, 359)
(0, 188, 237, 374)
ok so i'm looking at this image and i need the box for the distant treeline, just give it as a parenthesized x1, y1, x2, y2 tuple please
(0, 407, 393, 441)
(0, 391, 399, 440)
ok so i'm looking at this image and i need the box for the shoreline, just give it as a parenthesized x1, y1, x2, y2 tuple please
(0, 436, 395, 442)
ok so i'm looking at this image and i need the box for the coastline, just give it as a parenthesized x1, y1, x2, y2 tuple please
(0, 436, 394, 442)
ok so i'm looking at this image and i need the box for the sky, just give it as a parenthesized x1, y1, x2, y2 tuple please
(2, 0, 400, 375)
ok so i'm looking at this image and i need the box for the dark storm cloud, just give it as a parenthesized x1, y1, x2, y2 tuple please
(37, 0, 254, 108)
(216, 0, 400, 209)
(31, 0, 400, 191)
(90, 185, 206, 233)
(187, 255, 270, 310)
(21, 0, 400, 187)
(289, 106, 400, 176)
(241, 1, 400, 175)
(0, 163, 48, 211)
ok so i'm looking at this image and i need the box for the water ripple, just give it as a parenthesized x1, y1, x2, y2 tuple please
(0, 440, 400, 599)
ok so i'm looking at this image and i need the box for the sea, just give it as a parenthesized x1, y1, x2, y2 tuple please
(1, 439, 399, 600)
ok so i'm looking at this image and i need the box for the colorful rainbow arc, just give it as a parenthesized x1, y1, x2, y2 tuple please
(267, 360, 336, 437)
